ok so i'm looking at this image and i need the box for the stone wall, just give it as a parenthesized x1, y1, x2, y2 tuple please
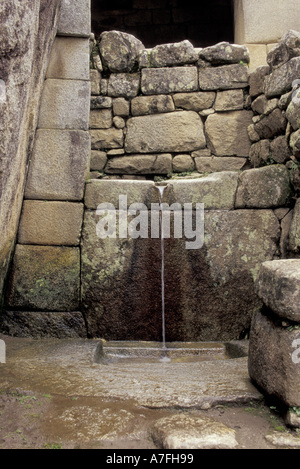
(247, 30, 300, 257)
(89, 31, 252, 179)
(0, 0, 61, 309)
(0, 0, 91, 338)
(2, 27, 300, 342)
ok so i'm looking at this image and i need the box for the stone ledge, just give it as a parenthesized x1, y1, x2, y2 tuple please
(6, 245, 80, 312)
(57, 0, 91, 38)
(46, 37, 90, 81)
(84, 179, 158, 210)
(249, 309, 300, 407)
(235, 165, 292, 209)
(169, 171, 239, 210)
(255, 259, 300, 321)
(38, 79, 90, 131)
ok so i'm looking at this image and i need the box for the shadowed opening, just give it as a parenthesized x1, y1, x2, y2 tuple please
(91, 0, 234, 48)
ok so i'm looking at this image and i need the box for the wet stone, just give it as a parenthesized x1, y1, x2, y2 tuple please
(151, 414, 238, 449)
(6, 245, 80, 312)
(125, 111, 206, 154)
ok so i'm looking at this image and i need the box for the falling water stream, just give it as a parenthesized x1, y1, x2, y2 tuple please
(158, 185, 171, 363)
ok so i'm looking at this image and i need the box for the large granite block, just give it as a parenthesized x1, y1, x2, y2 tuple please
(18, 201, 84, 246)
(255, 259, 300, 322)
(38, 79, 90, 130)
(235, 165, 292, 209)
(46, 37, 90, 81)
(25, 129, 90, 201)
(6, 245, 80, 312)
(249, 310, 300, 407)
(141, 67, 198, 95)
(205, 110, 253, 157)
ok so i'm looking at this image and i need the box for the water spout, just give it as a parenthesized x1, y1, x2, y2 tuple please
(157, 185, 171, 363)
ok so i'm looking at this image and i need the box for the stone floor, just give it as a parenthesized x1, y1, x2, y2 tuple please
(0, 334, 300, 449)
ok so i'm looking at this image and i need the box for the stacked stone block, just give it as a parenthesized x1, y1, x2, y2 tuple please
(1, 0, 91, 338)
(249, 259, 300, 426)
(89, 31, 253, 179)
(81, 165, 292, 341)
(247, 30, 300, 258)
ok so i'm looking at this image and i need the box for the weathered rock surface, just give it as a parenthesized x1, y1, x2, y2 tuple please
(286, 89, 300, 129)
(99, 31, 145, 73)
(199, 64, 249, 90)
(267, 30, 300, 69)
(90, 151, 107, 171)
(151, 414, 238, 449)
(249, 140, 270, 167)
(170, 172, 239, 210)
(105, 154, 172, 175)
(249, 310, 300, 407)
(290, 129, 300, 159)
(253, 108, 287, 139)
(173, 92, 216, 111)
(107, 73, 140, 98)
(249, 65, 270, 98)
(90, 128, 124, 150)
(18, 201, 84, 246)
(6, 245, 80, 312)
(251, 95, 278, 116)
(195, 157, 248, 173)
(38, 79, 90, 130)
(235, 165, 292, 209)
(264, 57, 300, 98)
(270, 136, 292, 164)
(0, 311, 86, 339)
(214, 89, 244, 111)
(58, 0, 90, 37)
(265, 432, 300, 448)
(255, 259, 300, 321)
(172, 155, 195, 173)
(205, 110, 253, 156)
(46, 37, 90, 80)
(84, 179, 157, 210)
(288, 199, 300, 252)
(141, 67, 198, 95)
(25, 129, 90, 201)
(131, 95, 175, 116)
(150, 40, 198, 67)
(81, 205, 279, 341)
(125, 111, 206, 153)
(0, 0, 61, 304)
(90, 109, 113, 129)
(199, 42, 249, 65)
(81, 210, 162, 339)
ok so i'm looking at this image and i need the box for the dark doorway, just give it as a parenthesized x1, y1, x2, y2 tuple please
(91, 0, 234, 48)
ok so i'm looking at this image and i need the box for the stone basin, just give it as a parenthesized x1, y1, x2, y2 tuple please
(95, 340, 249, 364)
